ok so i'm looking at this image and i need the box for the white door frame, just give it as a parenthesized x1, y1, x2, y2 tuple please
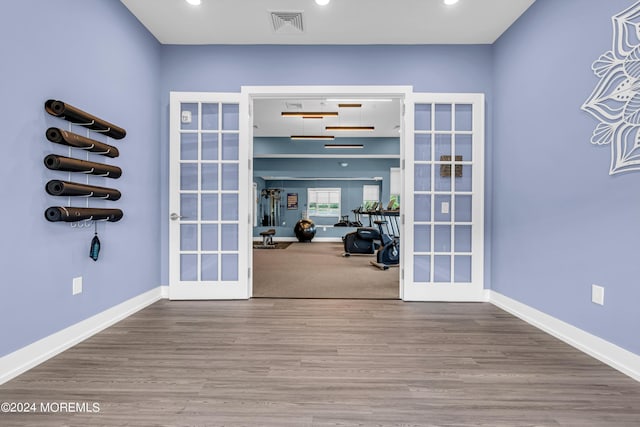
(243, 85, 412, 299)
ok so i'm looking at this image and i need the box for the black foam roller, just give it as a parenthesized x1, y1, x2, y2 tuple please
(45, 180, 121, 200)
(44, 207, 123, 223)
(45, 99, 126, 140)
(46, 128, 119, 158)
(43, 154, 121, 178)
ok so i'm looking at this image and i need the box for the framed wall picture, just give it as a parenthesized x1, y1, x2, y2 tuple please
(287, 193, 298, 210)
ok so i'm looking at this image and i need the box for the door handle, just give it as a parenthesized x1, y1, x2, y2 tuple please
(170, 213, 187, 221)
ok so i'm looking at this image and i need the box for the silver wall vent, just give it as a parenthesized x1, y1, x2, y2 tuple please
(270, 11, 304, 34)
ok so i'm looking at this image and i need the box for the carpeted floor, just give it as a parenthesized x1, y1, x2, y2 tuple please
(252, 242, 399, 299)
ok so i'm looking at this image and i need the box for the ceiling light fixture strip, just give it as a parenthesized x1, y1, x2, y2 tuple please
(281, 112, 338, 118)
(325, 126, 375, 131)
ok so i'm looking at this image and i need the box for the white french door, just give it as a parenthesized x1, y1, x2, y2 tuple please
(167, 87, 484, 302)
(169, 92, 250, 299)
(403, 93, 485, 301)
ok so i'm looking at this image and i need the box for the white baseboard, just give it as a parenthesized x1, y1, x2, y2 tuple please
(489, 291, 640, 382)
(0, 286, 164, 385)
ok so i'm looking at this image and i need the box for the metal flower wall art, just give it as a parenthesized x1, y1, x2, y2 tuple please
(582, 1, 640, 175)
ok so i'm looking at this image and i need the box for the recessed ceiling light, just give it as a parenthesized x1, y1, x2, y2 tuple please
(186, 0, 201, 5)
(315, 0, 330, 5)
(444, 0, 459, 5)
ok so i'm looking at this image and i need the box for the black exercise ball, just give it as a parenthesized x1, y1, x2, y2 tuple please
(294, 219, 316, 242)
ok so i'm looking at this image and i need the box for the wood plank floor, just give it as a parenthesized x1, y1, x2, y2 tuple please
(1, 299, 639, 426)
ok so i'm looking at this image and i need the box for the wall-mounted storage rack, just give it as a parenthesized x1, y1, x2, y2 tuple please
(43, 99, 126, 224)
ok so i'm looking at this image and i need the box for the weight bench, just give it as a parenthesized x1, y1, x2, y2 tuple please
(258, 228, 276, 248)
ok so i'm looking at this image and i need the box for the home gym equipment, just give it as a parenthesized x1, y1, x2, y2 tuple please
(294, 219, 316, 242)
(261, 188, 282, 227)
(370, 211, 400, 270)
(342, 226, 380, 255)
(333, 207, 364, 227)
(257, 228, 276, 248)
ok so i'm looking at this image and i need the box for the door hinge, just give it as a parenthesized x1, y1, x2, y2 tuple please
(402, 159, 405, 170)
(248, 158, 252, 169)
(401, 214, 405, 225)
(248, 267, 252, 279)
(402, 102, 406, 117)
(401, 268, 404, 280)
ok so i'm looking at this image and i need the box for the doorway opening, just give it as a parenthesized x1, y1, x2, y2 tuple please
(246, 87, 409, 299)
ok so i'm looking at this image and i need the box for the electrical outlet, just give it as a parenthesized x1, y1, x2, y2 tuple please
(591, 284, 604, 306)
(72, 277, 83, 295)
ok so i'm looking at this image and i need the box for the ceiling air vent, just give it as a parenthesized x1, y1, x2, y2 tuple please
(270, 11, 304, 34)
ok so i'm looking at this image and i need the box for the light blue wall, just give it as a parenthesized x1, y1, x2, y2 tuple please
(493, 0, 640, 355)
(0, 1, 161, 356)
(254, 157, 398, 238)
(159, 44, 494, 284)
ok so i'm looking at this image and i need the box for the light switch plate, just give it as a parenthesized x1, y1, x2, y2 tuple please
(592, 284, 604, 305)
(72, 276, 83, 295)
(181, 110, 192, 124)
(441, 201, 450, 214)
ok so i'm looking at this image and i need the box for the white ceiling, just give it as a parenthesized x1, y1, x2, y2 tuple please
(120, 0, 535, 139)
(253, 98, 402, 138)
(120, 0, 535, 45)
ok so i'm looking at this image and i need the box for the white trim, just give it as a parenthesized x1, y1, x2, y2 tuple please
(0, 287, 164, 385)
(490, 291, 640, 383)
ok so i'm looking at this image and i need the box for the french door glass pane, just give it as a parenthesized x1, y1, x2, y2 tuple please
(415, 104, 431, 131)
(434, 168, 452, 192)
(180, 133, 198, 160)
(434, 225, 451, 252)
(414, 255, 431, 282)
(222, 134, 239, 160)
(201, 254, 218, 281)
(454, 225, 472, 252)
(434, 134, 452, 160)
(221, 224, 238, 251)
(201, 193, 219, 221)
(456, 165, 472, 192)
(180, 103, 198, 131)
(221, 164, 239, 191)
(222, 104, 239, 130)
(180, 194, 198, 221)
(414, 195, 431, 222)
(180, 254, 197, 281)
(201, 224, 218, 251)
(456, 135, 472, 162)
(414, 224, 431, 252)
(202, 133, 218, 161)
(434, 255, 451, 282)
(434, 104, 452, 131)
(221, 254, 239, 281)
(454, 255, 472, 282)
(201, 164, 218, 191)
(433, 195, 451, 222)
(454, 196, 472, 222)
(180, 224, 197, 251)
(455, 104, 473, 131)
(221, 194, 239, 221)
(180, 164, 198, 191)
(414, 164, 431, 191)
(202, 103, 219, 130)
(415, 133, 431, 161)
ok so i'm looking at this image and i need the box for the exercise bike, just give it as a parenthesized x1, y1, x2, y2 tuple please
(370, 217, 400, 270)
(342, 225, 381, 256)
